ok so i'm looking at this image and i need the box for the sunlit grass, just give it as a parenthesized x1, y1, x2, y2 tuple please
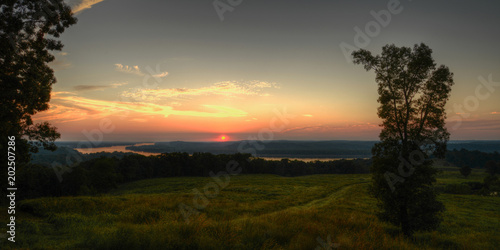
(1, 170, 498, 249)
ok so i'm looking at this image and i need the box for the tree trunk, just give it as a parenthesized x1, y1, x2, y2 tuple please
(400, 203, 412, 237)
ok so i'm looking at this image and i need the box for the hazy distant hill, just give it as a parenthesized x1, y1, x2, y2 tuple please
(28, 140, 500, 166)
(126, 140, 500, 157)
(447, 141, 500, 153)
(30, 146, 135, 167)
(55, 141, 137, 148)
(126, 140, 377, 158)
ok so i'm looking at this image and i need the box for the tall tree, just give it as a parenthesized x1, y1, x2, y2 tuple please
(353, 43, 453, 237)
(0, 0, 77, 202)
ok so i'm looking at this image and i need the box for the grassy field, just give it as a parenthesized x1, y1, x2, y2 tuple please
(1, 168, 499, 249)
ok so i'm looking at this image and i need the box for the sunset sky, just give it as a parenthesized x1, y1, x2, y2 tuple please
(33, 0, 500, 142)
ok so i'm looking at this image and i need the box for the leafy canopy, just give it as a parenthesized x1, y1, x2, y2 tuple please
(1, 0, 76, 158)
(353, 43, 453, 237)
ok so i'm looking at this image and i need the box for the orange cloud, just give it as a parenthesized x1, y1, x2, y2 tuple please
(282, 123, 379, 134)
(122, 81, 278, 101)
(114, 64, 144, 76)
(70, 0, 106, 14)
(73, 82, 127, 91)
(33, 92, 247, 123)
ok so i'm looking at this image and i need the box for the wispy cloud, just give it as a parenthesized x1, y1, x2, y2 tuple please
(73, 82, 127, 92)
(33, 92, 247, 123)
(153, 71, 169, 78)
(67, 0, 106, 15)
(447, 119, 500, 131)
(73, 85, 108, 91)
(115, 64, 144, 76)
(114, 63, 169, 78)
(122, 81, 278, 101)
(49, 51, 71, 70)
(282, 123, 379, 134)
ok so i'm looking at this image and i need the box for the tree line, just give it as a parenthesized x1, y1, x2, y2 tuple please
(446, 149, 500, 168)
(16, 152, 371, 200)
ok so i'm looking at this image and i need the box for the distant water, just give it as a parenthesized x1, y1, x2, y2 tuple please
(258, 157, 367, 162)
(75, 143, 368, 160)
(75, 143, 161, 157)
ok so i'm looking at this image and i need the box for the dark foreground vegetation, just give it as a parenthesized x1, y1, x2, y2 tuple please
(2, 150, 498, 249)
(17, 152, 371, 200)
(20, 147, 500, 201)
(1, 170, 499, 249)
(446, 148, 500, 168)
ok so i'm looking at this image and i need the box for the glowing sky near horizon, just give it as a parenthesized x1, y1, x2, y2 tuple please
(33, 0, 500, 142)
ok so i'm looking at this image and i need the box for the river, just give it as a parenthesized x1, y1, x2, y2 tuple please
(75, 143, 366, 161)
(75, 143, 161, 156)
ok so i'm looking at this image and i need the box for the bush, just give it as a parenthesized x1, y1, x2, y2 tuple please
(464, 182, 483, 191)
(459, 165, 471, 178)
(443, 183, 472, 195)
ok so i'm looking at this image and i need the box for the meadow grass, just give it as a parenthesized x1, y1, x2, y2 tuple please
(1, 168, 498, 249)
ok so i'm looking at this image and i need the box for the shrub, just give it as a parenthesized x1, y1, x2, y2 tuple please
(443, 183, 472, 195)
(459, 165, 471, 178)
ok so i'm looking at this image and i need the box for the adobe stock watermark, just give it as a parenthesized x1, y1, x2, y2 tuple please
(383, 74, 499, 192)
(213, 0, 243, 21)
(51, 62, 168, 182)
(340, 0, 409, 63)
(384, 139, 434, 192)
(449, 74, 499, 130)
(178, 107, 295, 223)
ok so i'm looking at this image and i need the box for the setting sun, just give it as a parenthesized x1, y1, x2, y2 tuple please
(221, 136, 227, 141)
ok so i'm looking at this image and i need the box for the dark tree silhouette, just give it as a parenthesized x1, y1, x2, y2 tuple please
(0, 0, 76, 203)
(460, 165, 472, 178)
(485, 160, 499, 176)
(353, 43, 454, 237)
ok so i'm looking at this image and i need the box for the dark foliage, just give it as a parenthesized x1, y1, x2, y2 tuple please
(459, 165, 472, 178)
(0, 0, 76, 204)
(446, 149, 500, 169)
(485, 160, 499, 176)
(17, 152, 371, 198)
(353, 43, 452, 237)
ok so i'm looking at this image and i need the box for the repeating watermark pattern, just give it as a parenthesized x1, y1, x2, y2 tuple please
(178, 160, 241, 223)
(51, 118, 115, 182)
(384, 139, 433, 192)
(384, 74, 498, 191)
(316, 234, 339, 249)
(179, 107, 295, 223)
(51, 62, 167, 182)
(237, 107, 295, 156)
(340, 0, 409, 63)
(449, 74, 499, 130)
(213, 0, 243, 21)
